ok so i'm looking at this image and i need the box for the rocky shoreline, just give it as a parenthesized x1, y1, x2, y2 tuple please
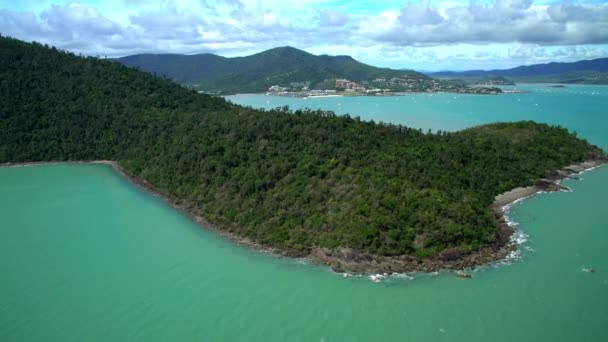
(1, 158, 605, 275)
(310, 159, 606, 275)
(0, 160, 296, 260)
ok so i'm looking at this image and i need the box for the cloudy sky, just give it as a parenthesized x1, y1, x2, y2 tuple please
(1, 0, 607, 70)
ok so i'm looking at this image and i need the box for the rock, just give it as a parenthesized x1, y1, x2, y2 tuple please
(438, 247, 464, 261)
(330, 265, 345, 273)
(456, 270, 472, 279)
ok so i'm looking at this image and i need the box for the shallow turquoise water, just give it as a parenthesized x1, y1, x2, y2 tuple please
(1, 84, 607, 341)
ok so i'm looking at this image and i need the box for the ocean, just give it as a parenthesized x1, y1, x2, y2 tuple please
(1, 84, 606, 341)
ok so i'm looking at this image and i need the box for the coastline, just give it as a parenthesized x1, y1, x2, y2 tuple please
(312, 159, 606, 274)
(228, 86, 503, 100)
(0, 160, 293, 260)
(1, 158, 605, 275)
(491, 160, 605, 209)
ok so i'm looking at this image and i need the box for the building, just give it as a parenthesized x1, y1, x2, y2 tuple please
(336, 79, 366, 92)
(268, 85, 287, 92)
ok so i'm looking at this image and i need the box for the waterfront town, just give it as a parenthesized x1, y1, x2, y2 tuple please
(266, 76, 503, 97)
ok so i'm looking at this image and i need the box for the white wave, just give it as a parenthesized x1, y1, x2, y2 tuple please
(391, 272, 415, 280)
(338, 271, 416, 282)
(336, 271, 361, 279)
(504, 215, 519, 228)
(576, 163, 604, 175)
(510, 230, 529, 245)
(500, 250, 522, 265)
(368, 273, 388, 283)
(581, 267, 595, 273)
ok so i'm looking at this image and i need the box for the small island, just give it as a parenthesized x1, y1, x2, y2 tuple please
(2, 36, 606, 273)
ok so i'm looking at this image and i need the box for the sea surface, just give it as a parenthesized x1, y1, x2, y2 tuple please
(1, 84, 607, 341)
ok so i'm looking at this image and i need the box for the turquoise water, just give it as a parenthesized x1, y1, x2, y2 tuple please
(228, 84, 607, 147)
(1, 84, 607, 341)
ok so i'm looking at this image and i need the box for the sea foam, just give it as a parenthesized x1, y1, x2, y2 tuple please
(368, 273, 388, 283)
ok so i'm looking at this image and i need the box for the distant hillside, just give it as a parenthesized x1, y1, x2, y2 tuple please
(117, 47, 427, 92)
(429, 58, 608, 84)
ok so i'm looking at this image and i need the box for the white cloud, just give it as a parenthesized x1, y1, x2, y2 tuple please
(0, 0, 607, 70)
(319, 9, 348, 27)
(1, 1, 123, 52)
(508, 44, 547, 58)
(399, 0, 444, 26)
(360, 0, 608, 46)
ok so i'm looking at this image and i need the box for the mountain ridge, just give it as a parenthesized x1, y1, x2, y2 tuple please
(116, 46, 427, 92)
(428, 57, 608, 84)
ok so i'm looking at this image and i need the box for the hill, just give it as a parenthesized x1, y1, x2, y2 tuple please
(1, 36, 604, 272)
(116, 46, 428, 92)
(429, 58, 608, 84)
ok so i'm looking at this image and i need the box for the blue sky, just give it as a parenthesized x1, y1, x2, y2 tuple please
(1, 0, 607, 70)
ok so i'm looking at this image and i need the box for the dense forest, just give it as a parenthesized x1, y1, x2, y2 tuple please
(1, 36, 604, 258)
(116, 46, 428, 92)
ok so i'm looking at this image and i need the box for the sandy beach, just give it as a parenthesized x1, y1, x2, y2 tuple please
(493, 160, 605, 209)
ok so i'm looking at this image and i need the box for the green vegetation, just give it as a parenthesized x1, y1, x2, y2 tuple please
(117, 46, 429, 93)
(1, 36, 604, 258)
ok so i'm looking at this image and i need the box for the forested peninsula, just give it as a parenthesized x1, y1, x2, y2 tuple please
(1, 36, 605, 272)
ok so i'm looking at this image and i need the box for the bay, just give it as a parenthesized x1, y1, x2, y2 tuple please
(228, 84, 607, 147)
(1, 84, 607, 341)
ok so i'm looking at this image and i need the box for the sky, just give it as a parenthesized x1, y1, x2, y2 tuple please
(1, 0, 608, 71)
